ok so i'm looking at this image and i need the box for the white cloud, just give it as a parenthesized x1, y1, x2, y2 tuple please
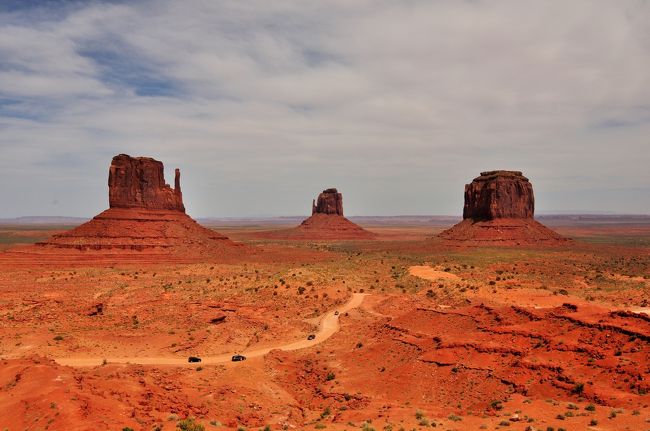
(0, 0, 649, 217)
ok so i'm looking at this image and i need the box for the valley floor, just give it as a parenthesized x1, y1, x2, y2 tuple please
(0, 221, 648, 431)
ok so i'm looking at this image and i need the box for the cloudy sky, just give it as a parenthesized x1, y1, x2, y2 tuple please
(1, 0, 649, 217)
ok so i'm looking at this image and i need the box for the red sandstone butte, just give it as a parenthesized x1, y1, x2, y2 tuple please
(440, 170, 567, 245)
(109, 154, 185, 212)
(463, 171, 534, 220)
(257, 188, 376, 240)
(312, 188, 344, 216)
(36, 154, 236, 254)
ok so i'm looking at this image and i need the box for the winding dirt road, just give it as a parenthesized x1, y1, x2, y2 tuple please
(54, 293, 366, 367)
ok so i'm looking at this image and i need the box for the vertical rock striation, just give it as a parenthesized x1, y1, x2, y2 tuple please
(108, 154, 185, 212)
(312, 188, 344, 216)
(463, 171, 534, 220)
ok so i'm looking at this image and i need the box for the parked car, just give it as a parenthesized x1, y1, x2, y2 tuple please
(307, 334, 316, 340)
(188, 356, 201, 363)
(231, 354, 247, 362)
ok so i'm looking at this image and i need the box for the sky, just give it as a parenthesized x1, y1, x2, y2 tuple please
(0, 0, 649, 218)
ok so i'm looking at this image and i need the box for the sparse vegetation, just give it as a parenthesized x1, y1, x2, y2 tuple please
(177, 418, 205, 431)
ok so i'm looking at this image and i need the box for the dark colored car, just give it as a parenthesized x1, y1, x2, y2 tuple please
(307, 334, 316, 340)
(188, 356, 202, 363)
(231, 354, 247, 362)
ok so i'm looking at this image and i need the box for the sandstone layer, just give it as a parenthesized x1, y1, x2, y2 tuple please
(440, 170, 567, 245)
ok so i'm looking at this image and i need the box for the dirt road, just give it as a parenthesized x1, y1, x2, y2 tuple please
(54, 293, 366, 367)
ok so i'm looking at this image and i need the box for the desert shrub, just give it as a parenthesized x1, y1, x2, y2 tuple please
(490, 400, 503, 410)
(177, 418, 205, 431)
(585, 404, 596, 411)
(325, 372, 335, 381)
(571, 383, 584, 394)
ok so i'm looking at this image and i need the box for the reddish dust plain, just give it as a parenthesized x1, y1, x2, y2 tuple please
(0, 218, 649, 431)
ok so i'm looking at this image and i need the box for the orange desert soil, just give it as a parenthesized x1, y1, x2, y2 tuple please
(0, 222, 648, 430)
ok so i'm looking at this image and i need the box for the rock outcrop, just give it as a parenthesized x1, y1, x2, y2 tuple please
(256, 188, 376, 240)
(440, 170, 567, 245)
(463, 171, 534, 220)
(37, 154, 239, 257)
(108, 154, 185, 212)
(312, 188, 343, 216)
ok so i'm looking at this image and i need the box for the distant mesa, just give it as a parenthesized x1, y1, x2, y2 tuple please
(257, 188, 376, 240)
(37, 154, 236, 253)
(439, 170, 568, 245)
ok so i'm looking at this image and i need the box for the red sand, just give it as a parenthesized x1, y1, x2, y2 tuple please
(0, 222, 648, 430)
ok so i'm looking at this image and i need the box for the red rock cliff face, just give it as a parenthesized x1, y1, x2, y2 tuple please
(463, 171, 534, 220)
(312, 188, 344, 216)
(108, 154, 185, 212)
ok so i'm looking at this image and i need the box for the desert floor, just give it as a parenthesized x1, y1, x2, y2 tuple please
(0, 219, 648, 431)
